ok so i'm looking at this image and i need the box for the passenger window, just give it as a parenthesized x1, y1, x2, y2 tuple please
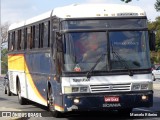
(17, 30, 22, 50)
(35, 25, 39, 48)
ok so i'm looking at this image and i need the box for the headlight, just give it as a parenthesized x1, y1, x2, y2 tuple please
(80, 87, 88, 92)
(72, 87, 79, 92)
(132, 83, 152, 91)
(64, 86, 89, 94)
(132, 84, 141, 90)
(141, 84, 149, 90)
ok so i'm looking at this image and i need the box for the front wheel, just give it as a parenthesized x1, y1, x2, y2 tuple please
(4, 85, 7, 94)
(152, 74, 156, 81)
(48, 88, 63, 118)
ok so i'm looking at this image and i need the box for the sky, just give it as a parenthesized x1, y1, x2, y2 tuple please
(1, 0, 160, 24)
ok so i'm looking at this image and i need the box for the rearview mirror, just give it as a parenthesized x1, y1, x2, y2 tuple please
(149, 31, 156, 51)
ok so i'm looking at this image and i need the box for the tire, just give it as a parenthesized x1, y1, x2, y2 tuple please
(48, 88, 62, 118)
(152, 74, 156, 81)
(4, 86, 7, 94)
(7, 84, 11, 96)
(17, 81, 27, 105)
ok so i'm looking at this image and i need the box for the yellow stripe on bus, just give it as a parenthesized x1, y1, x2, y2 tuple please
(54, 104, 64, 111)
(8, 54, 25, 71)
(25, 65, 47, 105)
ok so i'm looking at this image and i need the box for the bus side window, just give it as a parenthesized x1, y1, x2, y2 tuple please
(43, 21, 49, 48)
(15, 31, 18, 50)
(35, 25, 40, 48)
(27, 27, 33, 49)
(21, 29, 24, 50)
(32, 26, 35, 49)
(30, 26, 33, 49)
(48, 21, 50, 47)
(8, 32, 11, 51)
(24, 28, 27, 50)
(40, 23, 44, 48)
(17, 30, 22, 50)
(12, 31, 15, 51)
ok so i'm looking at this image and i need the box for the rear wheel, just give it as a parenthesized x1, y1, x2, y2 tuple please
(17, 81, 27, 105)
(7, 84, 11, 96)
(48, 88, 62, 118)
(4, 85, 7, 94)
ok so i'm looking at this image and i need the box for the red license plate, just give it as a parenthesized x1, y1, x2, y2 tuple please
(104, 96, 119, 102)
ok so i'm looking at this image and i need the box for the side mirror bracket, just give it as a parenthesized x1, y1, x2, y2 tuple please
(56, 32, 63, 52)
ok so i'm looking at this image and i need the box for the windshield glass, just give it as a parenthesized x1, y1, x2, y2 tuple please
(110, 31, 151, 70)
(63, 32, 107, 72)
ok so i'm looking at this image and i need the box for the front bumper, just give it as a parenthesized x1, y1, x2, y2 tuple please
(62, 91, 153, 112)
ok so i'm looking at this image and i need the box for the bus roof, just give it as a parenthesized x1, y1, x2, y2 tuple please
(9, 4, 146, 31)
(53, 4, 146, 18)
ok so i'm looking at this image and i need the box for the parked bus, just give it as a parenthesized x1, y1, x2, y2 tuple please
(7, 4, 155, 117)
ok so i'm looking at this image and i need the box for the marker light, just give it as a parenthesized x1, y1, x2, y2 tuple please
(96, 14, 101, 16)
(74, 98, 80, 104)
(142, 95, 148, 101)
(66, 15, 71, 17)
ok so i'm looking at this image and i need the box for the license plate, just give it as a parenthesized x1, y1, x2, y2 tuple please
(104, 96, 119, 102)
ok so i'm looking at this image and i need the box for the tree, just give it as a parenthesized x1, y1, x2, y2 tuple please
(155, 0, 160, 11)
(121, 0, 132, 3)
(1, 22, 9, 45)
(0, 22, 9, 74)
(148, 17, 160, 63)
(121, 0, 160, 12)
(1, 48, 8, 74)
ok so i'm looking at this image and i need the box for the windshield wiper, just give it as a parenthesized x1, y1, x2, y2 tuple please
(111, 44, 133, 76)
(86, 53, 106, 78)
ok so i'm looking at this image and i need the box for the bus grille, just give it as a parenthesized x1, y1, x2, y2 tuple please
(90, 83, 131, 93)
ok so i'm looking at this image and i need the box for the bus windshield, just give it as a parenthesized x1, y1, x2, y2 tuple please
(63, 30, 151, 72)
(109, 31, 151, 70)
(63, 32, 108, 72)
(62, 19, 150, 72)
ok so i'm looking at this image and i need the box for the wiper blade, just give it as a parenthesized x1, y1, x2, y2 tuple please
(86, 53, 106, 78)
(112, 51, 133, 76)
(111, 44, 133, 76)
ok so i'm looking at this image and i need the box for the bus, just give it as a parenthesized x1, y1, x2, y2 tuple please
(7, 4, 155, 117)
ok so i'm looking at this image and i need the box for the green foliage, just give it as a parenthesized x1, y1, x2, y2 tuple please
(1, 48, 8, 74)
(121, 0, 132, 3)
(148, 17, 160, 51)
(155, 0, 160, 11)
(121, 0, 160, 12)
(148, 17, 160, 64)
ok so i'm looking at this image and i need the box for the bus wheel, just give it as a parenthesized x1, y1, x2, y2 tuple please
(17, 81, 27, 105)
(4, 85, 7, 94)
(48, 88, 62, 118)
(7, 84, 11, 96)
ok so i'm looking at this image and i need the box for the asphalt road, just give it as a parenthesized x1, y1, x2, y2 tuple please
(0, 77, 160, 120)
